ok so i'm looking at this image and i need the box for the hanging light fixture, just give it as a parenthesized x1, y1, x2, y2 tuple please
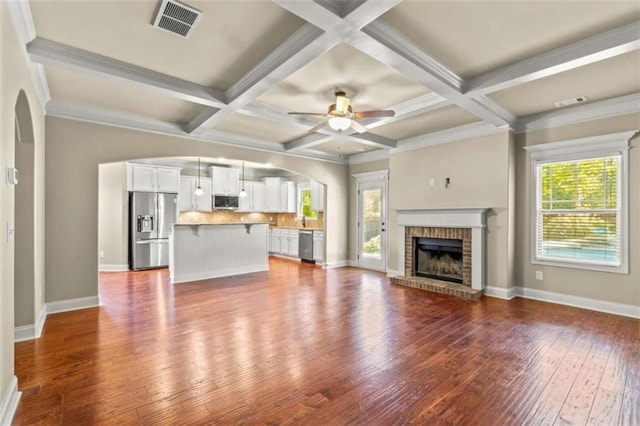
(194, 157, 204, 196)
(239, 161, 248, 198)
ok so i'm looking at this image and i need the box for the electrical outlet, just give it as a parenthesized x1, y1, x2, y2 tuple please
(429, 178, 435, 187)
(6, 222, 15, 242)
(535, 271, 543, 280)
(99, 250, 105, 259)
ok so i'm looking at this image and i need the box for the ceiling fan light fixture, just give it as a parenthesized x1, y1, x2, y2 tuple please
(335, 93, 350, 113)
(329, 117, 351, 132)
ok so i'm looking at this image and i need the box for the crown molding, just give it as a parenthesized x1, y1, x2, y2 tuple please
(283, 133, 333, 151)
(393, 122, 507, 154)
(465, 21, 640, 96)
(348, 148, 390, 165)
(514, 93, 640, 133)
(7, 0, 50, 107)
(45, 100, 347, 164)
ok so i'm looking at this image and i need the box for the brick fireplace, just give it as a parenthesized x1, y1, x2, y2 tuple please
(391, 209, 488, 298)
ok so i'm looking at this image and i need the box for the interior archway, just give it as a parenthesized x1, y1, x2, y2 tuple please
(14, 90, 36, 332)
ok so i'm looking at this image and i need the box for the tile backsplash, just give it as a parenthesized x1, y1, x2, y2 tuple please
(179, 211, 324, 229)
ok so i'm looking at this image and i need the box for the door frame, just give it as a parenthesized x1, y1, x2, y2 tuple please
(353, 170, 389, 272)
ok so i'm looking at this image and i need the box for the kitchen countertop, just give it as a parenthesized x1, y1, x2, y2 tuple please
(269, 226, 323, 230)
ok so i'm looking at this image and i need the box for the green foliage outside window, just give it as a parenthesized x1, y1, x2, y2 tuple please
(300, 189, 317, 219)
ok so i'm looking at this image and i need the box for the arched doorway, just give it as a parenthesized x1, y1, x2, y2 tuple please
(14, 90, 36, 334)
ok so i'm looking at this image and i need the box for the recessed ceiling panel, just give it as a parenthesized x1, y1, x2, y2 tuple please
(382, 1, 640, 78)
(31, 0, 305, 89)
(212, 113, 308, 143)
(256, 43, 430, 112)
(311, 139, 381, 157)
(489, 52, 640, 118)
(45, 67, 203, 124)
(370, 106, 479, 140)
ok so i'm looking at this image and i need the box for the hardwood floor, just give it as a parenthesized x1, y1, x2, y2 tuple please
(13, 257, 640, 425)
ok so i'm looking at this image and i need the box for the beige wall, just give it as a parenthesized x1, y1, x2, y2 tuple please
(387, 131, 514, 288)
(45, 116, 349, 302)
(348, 159, 389, 262)
(1, 0, 46, 411)
(98, 162, 128, 268)
(514, 113, 640, 306)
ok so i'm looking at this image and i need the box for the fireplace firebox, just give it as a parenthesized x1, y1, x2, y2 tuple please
(414, 237, 463, 283)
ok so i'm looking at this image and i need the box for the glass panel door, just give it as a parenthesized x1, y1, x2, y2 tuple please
(357, 180, 387, 271)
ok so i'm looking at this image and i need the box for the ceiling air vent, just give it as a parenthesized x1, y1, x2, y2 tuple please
(554, 96, 587, 108)
(153, 0, 202, 38)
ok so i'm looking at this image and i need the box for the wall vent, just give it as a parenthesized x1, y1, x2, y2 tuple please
(554, 96, 587, 108)
(153, 0, 202, 38)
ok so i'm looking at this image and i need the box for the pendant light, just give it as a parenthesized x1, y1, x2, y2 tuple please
(194, 157, 204, 196)
(239, 161, 248, 198)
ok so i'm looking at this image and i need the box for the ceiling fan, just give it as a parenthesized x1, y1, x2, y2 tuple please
(288, 91, 395, 134)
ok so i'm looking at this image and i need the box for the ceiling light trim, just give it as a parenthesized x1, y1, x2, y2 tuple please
(27, 38, 227, 108)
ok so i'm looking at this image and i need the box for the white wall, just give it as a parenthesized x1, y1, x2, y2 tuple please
(98, 162, 128, 269)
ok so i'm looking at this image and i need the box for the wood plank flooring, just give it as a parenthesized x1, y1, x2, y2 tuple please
(13, 258, 640, 425)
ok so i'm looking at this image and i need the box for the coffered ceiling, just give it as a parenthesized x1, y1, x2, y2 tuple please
(10, 0, 640, 163)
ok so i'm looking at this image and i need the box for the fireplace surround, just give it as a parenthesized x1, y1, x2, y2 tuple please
(394, 209, 488, 291)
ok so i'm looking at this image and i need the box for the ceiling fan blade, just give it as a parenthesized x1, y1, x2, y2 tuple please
(288, 112, 327, 117)
(354, 110, 395, 119)
(350, 120, 368, 133)
(307, 120, 329, 133)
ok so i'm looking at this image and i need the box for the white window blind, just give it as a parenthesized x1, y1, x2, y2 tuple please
(535, 155, 621, 267)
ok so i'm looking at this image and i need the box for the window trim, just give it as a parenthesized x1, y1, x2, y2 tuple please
(525, 131, 635, 274)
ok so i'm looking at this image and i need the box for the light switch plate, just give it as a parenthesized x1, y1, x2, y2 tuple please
(7, 167, 18, 185)
(7, 222, 15, 242)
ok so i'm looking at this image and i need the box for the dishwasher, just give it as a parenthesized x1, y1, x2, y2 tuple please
(298, 230, 314, 263)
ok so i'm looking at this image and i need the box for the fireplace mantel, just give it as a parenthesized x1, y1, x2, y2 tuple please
(395, 208, 489, 291)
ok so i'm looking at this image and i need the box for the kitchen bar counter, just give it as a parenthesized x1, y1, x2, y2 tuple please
(169, 223, 269, 284)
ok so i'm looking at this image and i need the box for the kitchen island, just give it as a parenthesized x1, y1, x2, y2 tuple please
(169, 223, 269, 284)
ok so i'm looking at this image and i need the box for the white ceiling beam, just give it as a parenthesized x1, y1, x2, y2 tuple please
(343, 132, 397, 149)
(465, 21, 640, 96)
(283, 133, 335, 151)
(342, 0, 402, 28)
(28, 38, 227, 108)
(186, 24, 335, 133)
(513, 93, 640, 133)
(353, 21, 513, 127)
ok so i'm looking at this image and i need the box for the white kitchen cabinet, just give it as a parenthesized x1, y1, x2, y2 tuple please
(313, 230, 324, 262)
(210, 166, 240, 195)
(280, 181, 296, 213)
(238, 181, 266, 212)
(264, 177, 284, 212)
(270, 228, 281, 253)
(310, 180, 324, 212)
(127, 164, 180, 193)
(178, 176, 212, 212)
(288, 230, 299, 257)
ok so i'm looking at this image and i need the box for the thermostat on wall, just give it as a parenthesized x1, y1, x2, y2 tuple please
(7, 166, 18, 185)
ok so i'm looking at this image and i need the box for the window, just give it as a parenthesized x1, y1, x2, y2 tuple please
(298, 188, 317, 220)
(526, 131, 632, 273)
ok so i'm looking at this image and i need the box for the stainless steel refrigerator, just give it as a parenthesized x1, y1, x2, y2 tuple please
(129, 192, 178, 270)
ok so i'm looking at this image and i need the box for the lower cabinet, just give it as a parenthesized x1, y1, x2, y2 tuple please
(269, 228, 299, 258)
(313, 230, 324, 262)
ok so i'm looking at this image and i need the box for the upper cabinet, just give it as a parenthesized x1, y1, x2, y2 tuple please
(238, 181, 266, 212)
(127, 163, 180, 193)
(310, 180, 324, 212)
(263, 177, 284, 212)
(209, 166, 240, 195)
(179, 176, 212, 212)
(280, 181, 296, 213)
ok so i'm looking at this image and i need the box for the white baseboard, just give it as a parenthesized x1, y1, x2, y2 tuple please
(484, 286, 517, 300)
(347, 260, 358, 267)
(46, 295, 101, 314)
(386, 269, 402, 278)
(324, 260, 350, 269)
(99, 263, 129, 272)
(514, 287, 639, 319)
(14, 304, 48, 342)
(0, 376, 21, 426)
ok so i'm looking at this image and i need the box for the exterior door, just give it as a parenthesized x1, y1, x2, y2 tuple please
(356, 171, 388, 271)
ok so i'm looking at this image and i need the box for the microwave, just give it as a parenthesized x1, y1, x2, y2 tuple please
(213, 195, 239, 210)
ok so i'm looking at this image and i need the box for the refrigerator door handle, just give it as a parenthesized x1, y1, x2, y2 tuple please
(135, 240, 154, 245)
